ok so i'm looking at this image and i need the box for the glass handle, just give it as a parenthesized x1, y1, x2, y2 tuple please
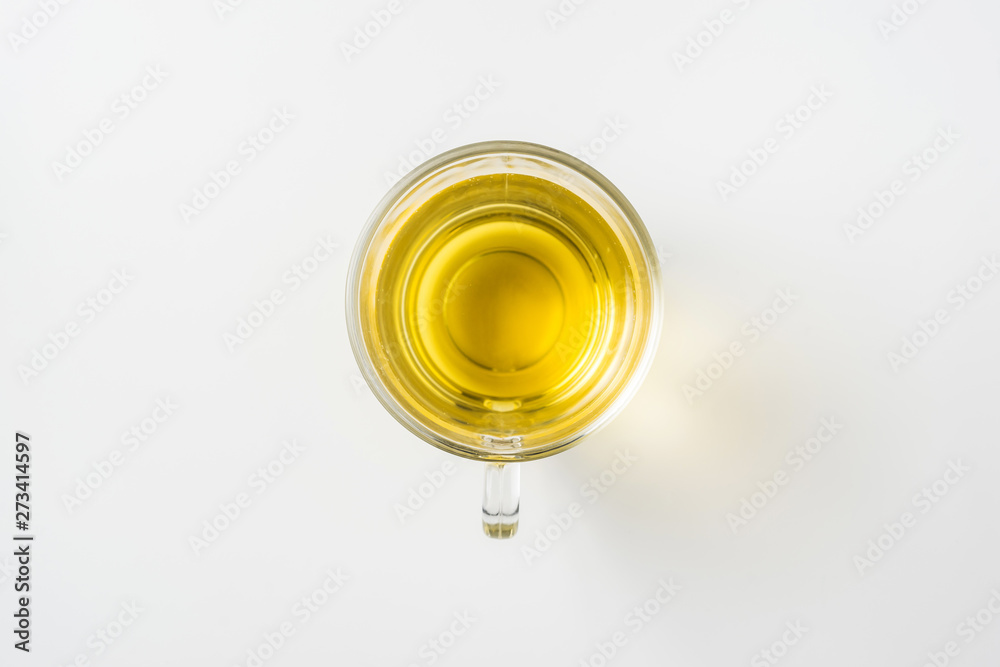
(482, 462, 519, 538)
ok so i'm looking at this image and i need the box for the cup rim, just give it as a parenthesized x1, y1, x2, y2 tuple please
(346, 140, 662, 462)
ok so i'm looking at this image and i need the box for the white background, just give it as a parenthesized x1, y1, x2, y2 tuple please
(2, 0, 1000, 665)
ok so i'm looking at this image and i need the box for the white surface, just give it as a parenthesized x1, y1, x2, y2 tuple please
(2, 1, 1000, 665)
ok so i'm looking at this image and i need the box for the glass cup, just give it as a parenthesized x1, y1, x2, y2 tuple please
(346, 141, 661, 538)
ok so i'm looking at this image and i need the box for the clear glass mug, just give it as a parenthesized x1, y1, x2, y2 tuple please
(346, 141, 661, 538)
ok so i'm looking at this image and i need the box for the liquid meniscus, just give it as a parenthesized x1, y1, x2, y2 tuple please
(374, 172, 636, 436)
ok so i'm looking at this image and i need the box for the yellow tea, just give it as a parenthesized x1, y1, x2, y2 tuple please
(373, 172, 637, 440)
